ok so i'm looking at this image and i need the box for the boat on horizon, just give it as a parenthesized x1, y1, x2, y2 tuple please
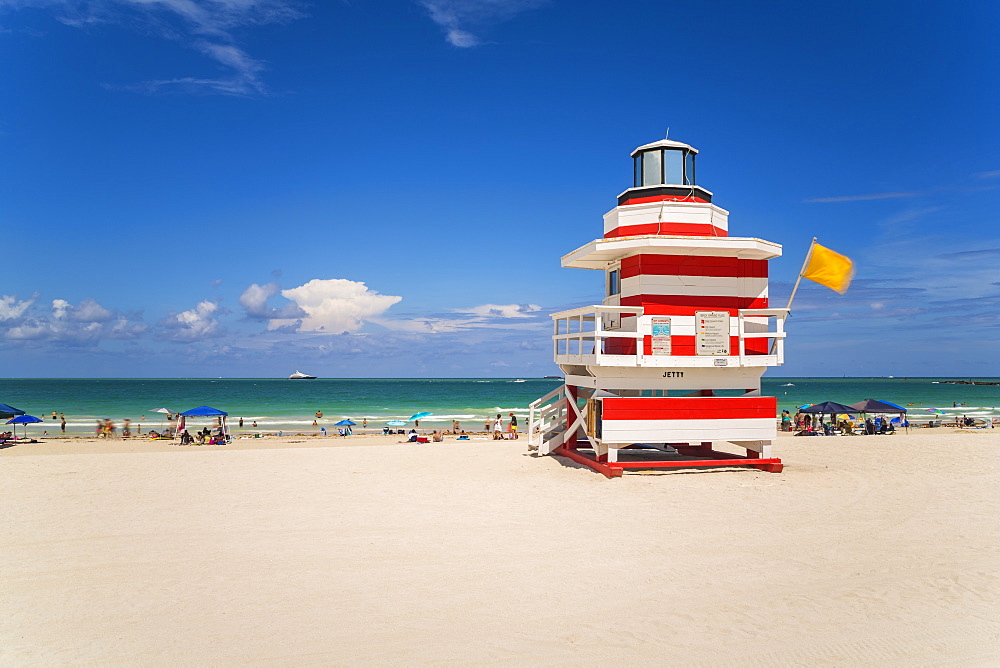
(288, 371, 317, 380)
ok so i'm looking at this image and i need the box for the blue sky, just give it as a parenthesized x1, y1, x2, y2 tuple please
(1, 0, 997, 378)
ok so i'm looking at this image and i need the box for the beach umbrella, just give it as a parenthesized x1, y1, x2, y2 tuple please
(6, 414, 42, 440)
(0, 402, 26, 419)
(148, 407, 173, 430)
(924, 408, 946, 415)
(796, 404, 814, 410)
(386, 420, 406, 427)
(409, 411, 433, 422)
(334, 419, 356, 426)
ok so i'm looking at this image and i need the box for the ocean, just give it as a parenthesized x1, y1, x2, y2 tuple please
(2, 377, 998, 436)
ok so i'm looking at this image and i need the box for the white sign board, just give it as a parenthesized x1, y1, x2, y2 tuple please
(650, 317, 671, 356)
(696, 311, 731, 356)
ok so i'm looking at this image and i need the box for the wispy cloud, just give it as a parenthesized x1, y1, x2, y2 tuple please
(804, 191, 922, 203)
(417, 0, 546, 47)
(1, 0, 304, 94)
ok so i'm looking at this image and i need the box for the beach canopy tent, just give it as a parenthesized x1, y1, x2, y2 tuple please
(797, 401, 858, 433)
(849, 399, 907, 414)
(850, 399, 908, 432)
(6, 414, 42, 440)
(799, 401, 857, 416)
(178, 406, 230, 441)
(0, 402, 26, 419)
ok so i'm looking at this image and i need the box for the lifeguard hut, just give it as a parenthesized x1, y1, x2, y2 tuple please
(528, 138, 788, 477)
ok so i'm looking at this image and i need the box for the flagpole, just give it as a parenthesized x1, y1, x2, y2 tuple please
(785, 237, 817, 313)
(769, 238, 816, 355)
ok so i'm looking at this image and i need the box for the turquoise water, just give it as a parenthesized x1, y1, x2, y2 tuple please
(2, 377, 997, 436)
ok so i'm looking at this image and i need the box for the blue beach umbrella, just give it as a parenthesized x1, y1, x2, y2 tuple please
(409, 411, 433, 422)
(6, 414, 43, 440)
(334, 419, 356, 426)
(386, 420, 406, 427)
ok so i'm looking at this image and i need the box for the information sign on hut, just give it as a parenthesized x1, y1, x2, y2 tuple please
(696, 311, 731, 356)
(527, 137, 789, 477)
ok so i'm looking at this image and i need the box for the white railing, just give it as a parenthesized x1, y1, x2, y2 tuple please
(551, 306, 789, 368)
(527, 385, 569, 454)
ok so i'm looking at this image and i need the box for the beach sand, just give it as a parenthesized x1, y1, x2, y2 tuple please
(2, 430, 998, 665)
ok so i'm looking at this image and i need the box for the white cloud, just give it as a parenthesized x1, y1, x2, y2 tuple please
(1, 296, 143, 342)
(52, 297, 115, 322)
(417, 0, 546, 48)
(160, 300, 222, 340)
(239, 282, 305, 320)
(374, 302, 545, 333)
(455, 303, 541, 318)
(2, 0, 303, 94)
(804, 191, 922, 203)
(0, 294, 33, 321)
(275, 278, 402, 333)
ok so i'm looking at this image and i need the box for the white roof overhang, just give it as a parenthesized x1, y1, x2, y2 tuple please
(561, 236, 782, 270)
(631, 139, 698, 156)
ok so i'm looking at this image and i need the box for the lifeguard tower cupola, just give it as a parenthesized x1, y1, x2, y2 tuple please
(528, 138, 789, 477)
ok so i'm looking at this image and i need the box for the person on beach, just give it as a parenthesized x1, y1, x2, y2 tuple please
(315, 410, 323, 419)
(362, 418, 367, 430)
(252, 420, 258, 428)
(122, 419, 131, 438)
(493, 414, 503, 440)
(60, 416, 66, 433)
(453, 420, 460, 434)
(508, 413, 518, 439)
(780, 410, 791, 431)
(239, 417, 244, 428)
(484, 419, 491, 433)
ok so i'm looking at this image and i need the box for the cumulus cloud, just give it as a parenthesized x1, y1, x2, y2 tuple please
(52, 297, 115, 322)
(1, 296, 144, 342)
(159, 300, 223, 340)
(0, 294, 34, 321)
(417, 0, 547, 47)
(239, 282, 306, 320)
(241, 278, 404, 333)
(2, 0, 303, 94)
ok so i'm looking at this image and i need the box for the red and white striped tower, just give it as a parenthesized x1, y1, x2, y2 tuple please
(528, 138, 789, 477)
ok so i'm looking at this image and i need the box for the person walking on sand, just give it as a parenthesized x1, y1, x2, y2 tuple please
(493, 414, 503, 440)
(508, 413, 518, 439)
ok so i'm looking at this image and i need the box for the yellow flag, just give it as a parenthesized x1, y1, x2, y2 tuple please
(802, 242, 854, 294)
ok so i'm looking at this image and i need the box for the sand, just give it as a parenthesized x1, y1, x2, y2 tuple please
(2, 430, 998, 665)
